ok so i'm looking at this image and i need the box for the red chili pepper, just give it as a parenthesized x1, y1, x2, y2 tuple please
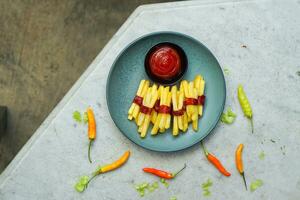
(143, 164, 186, 179)
(201, 142, 231, 177)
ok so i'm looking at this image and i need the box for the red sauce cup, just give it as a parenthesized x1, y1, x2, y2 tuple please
(145, 42, 188, 85)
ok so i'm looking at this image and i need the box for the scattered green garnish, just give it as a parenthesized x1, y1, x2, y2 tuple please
(259, 151, 265, 160)
(74, 176, 90, 193)
(73, 111, 82, 123)
(221, 108, 237, 124)
(83, 112, 88, 124)
(223, 68, 230, 75)
(135, 181, 160, 197)
(201, 179, 213, 197)
(160, 178, 169, 188)
(170, 196, 177, 200)
(250, 179, 263, 192)
(152, 181, 159, 189)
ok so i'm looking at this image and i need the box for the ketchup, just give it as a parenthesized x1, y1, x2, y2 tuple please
(145, 42, 187, 85)
(148, 45, 181, 79)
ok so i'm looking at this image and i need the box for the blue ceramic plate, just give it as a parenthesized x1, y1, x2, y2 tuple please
(106, 32, 225, 152)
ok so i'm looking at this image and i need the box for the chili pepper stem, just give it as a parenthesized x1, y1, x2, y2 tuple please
(172, 163, 186, 177)
(88, 140, 93, 163)
(250, 118, 254, 134)
(241, 172, 248, 190)
(200, 141, 209, 156)
(86, 173, 98, 188)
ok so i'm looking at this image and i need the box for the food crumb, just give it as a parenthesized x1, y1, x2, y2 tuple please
(241, 44, 247, 48)
(270, 139, 276, 143)
(259, 151, 265, 160)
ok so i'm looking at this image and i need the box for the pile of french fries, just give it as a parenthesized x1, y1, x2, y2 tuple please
(128, 75, 205, 138)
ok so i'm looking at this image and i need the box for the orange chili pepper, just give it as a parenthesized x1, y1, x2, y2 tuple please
(201, 142, 231, 177)
(143, 164, 186, 179)
(235, 144, 247, 190)
(86, 151, 131, 189)
(87, 107, 96, 163)
(98, 151, 130, 173)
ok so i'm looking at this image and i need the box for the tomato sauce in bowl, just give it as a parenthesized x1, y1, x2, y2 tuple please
(145, 42, 187, 85)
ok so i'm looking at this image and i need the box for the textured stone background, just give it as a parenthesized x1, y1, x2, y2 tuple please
(0, 0, 174, 172)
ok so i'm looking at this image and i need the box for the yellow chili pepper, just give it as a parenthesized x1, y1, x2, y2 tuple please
(237, 85, 254, 133)
(75, 151, 131, 192)
(98, 150, 131, 173)
(235, 144, 247, 190)
(87, 107, 96, 163)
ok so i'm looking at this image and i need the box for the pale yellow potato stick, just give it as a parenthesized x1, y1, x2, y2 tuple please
(132, 81, 150, 119)
(128, 80, 145, 116)
(158, 87, 167, 129)
(198, 79, 205, 116)
(192, 117, 198, 131)
(164, 91, 172, 129)
(183, 80, 193, 119)
(151, 114, 162, 135)
(140, 85, 159, 137)
(171, 86, 178, 135)
(137, 88, 151, 126)
(152, 86, 169, 134)
(173, 116, 179, 136)
(178, 91, 184, 130)
(183, 112, 188, 132)
(194, 75, 205, 116)
(150, 110, 157, 124)
(192, 88, 198, 121)
(159, 128, 165, 133)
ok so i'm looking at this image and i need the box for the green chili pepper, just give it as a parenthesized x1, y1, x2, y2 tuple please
(237, 85, 254, 133)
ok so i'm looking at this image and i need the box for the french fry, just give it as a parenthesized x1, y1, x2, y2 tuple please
(152, 86, 171, 135)
(140, 84, 158, 137)
(159, 87, 170, 130)
(150, 85, 163, 124)
(180, 81, 189, 131)
(194, 75, 205, 116)
(171, 86, 179, 136)
(128, 80, 145, 120)
(129, 80, 150, 122)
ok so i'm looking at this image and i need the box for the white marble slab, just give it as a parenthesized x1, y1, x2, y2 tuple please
(1, 0, 300, 199)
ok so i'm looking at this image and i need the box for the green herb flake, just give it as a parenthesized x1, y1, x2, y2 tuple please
(74, 176, 90, 193)
(270, 139, 276, 143)
(73, 111, 82, 123)
(202, 179, 213, 189)
(223, 68, 230, 75)
(160, 178, 166, 183)
(75, 182, 85, 193)
(259, 151, 265, 160)
(139, 190, 145, 197)
(250, 179, 263, 192)
(203, 189, 211, 197)
(201, 179, 213, 197)
(170, 196, 177, 200)
(221, 108, 237, 124)
(163, 181, 169, 188)
(83, 112, 88, 124)
(152, 181, 159, 189)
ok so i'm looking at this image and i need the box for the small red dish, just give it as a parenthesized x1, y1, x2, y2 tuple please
(145, 42, 188, 85)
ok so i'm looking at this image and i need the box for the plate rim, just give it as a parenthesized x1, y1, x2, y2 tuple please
(106, 31, 226, 152)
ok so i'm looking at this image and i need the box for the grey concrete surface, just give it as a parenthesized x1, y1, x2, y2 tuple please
(0, 0, 300, 199)
(0, 0, 173, 172)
